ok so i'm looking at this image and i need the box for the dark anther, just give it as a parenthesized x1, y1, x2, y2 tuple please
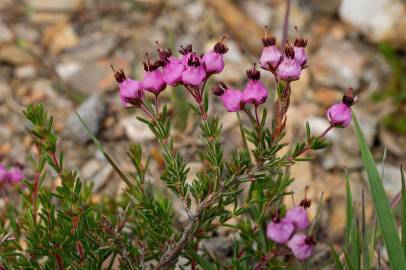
(111, 65, 126, 83)
(213, 36, 229, 54)
(246, 63, 260, 80)
(179, 44, 193, 55)
(262, 26, 276, 47)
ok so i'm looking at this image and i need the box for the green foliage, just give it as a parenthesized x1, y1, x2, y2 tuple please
(332, 113, 406, 269)
(1, 84, 333, 269)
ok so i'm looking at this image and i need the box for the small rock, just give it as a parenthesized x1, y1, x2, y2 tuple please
(59, 59, 127, 95)
(63, 94, 106, 144)
(312, 87, 342, 107)
(81, 159, 103, 179)
(242, 1, 273, 26)
(301, 0, 340, 15)
(25, 0, 82, 23)
(0, 19, 13, 42)
(376, 163, 402, 196)
(63, 34, 118, 62)
(91, 165, 113, 192)
(312, 38, 366, 89)
(339, 0, 406, 48)
(15, 64, 36, 79)
(200, 235, 234, 259)
(42, 22, 79, 54)
(120, 116, 155, 142)
(0, 45, 35, 66)
(379, 127, 406, 157)
(55, 61, 82, 79)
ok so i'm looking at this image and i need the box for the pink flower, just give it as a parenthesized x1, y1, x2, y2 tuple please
(202, 37, 228, 74)
(259, 30, 282, 70)
(112, 68, 144, 107)
(143, 60, 166, 95)
(242, 64, 268, 106)
(293, 36, 307, 68)
(182, 53, 206, 86)
(162, 56, 185, 86)
(214, 82, 244, 112)
(287, 234, 315, 261)
(286, 206, 309, 230)
(327, 102, 352, 128)
(7, 167, 25, 185)
(327, 87, 357, 128)
(157, 44, 185, 86)
(266, 218, 295, 244)
(277, 45, 301, 82)
(179, 44, 193, 66)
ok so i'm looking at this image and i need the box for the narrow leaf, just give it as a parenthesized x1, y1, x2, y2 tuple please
(353, 112, 406, 269)
(76, 112, 134, 188)
(401, 165, 406, 257)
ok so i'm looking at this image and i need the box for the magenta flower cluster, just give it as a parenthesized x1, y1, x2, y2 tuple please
(114, 38, 228, 109)
(213, 28, 308, 113)
(266, 199, 315, 260)
(0, 164, 25, 186)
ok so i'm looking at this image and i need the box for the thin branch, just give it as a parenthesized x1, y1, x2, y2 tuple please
(155, 193, 217, 270)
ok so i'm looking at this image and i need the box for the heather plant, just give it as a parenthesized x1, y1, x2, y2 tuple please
(1, 25, 404, 270)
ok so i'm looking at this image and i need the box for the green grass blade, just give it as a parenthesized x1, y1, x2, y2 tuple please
(361, 189, 371, 270)
(345, 170, 354, 252)
(353, 112, 406, 269)
(330, 244, 344, 270)
(76, 112, 134, 188)
(401, 165, 406, 257)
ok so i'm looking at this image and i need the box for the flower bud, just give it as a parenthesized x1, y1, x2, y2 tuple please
(163, 56, 185, 86)
(277, 44, 301, 82)
(326, 102, 352, 128)
(7, 167, 25, 185)
(156, 42, 185, 86)
(286, 206, 309, 230)
(202, 37, 228, 74)
(182, 53, 206, 86)
(242, 64, 268, 106)
(143, 58, 167, 95)
(215, 83, 244, 112)
(266, 217, 295, 244)
(112, 67, 144, 107)
(293, 36, 307, 68)
(287, 234, 315, 261)
(179, 44, 193, 66)
(212, 82, 227, 96)
(260, 28, 282, 70)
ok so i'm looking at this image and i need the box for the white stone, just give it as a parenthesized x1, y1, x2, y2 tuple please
(339, 0, 405, 42)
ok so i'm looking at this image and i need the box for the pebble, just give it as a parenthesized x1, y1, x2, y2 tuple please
(120, 115, 155, 143)
(15, 64, 36, 79)
(242, 1, 273, 26)
(62, 34, 118, 62)
(0, 45, 35, 66)
(376, 162, 402, 196)
(63, 94, 106, 144)
(0, 19, 13, 43)
(312, 38, 366, 89)
(42, 22, 80, 54)
(25, 0, 82, 23)
(339, 0, 406, 47)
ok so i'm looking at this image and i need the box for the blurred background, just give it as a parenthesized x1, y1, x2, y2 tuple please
(0, 0, 405, 256)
